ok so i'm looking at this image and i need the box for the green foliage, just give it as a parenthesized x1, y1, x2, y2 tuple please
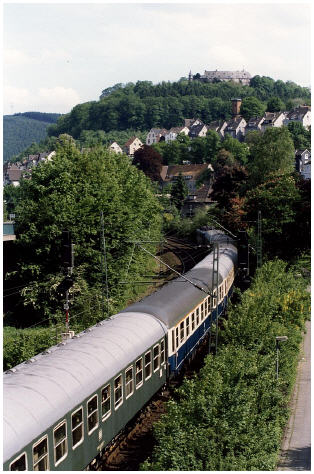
(267, 96, 286, 112)
(247, 127, 295, 187)
(170, 173, 189, 210)
(287, 122, 311, 150)
(142, 260, 310, 471)
(3, 115, 55, 162)
(222, 136, 250, 165)
(47, 77, 310, 140)
(240, 96, 266, 121)
(7, 140, 162, 327)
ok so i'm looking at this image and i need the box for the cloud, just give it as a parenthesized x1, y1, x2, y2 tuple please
(4, 49, 35, 65)
(4, 85, 82, 114)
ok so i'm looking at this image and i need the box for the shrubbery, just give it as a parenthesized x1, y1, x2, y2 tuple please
(141, 259, 310, 471)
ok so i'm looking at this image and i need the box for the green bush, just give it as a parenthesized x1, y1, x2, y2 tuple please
(141, 259, 310, 471)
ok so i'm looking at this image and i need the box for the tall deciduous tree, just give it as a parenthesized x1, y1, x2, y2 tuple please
(133, 144, 163, 181)
(170, 173, 189, 210)
(240, 96, 266, 121)
(247, 127, 295, 187)
(9, 139, 162, 326)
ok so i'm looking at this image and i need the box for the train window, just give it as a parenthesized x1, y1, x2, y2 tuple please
(204, 299, 208, 315)
(153, 345, 160, 372)
(180, 321, 184, 342)
(201, 303, 204, 320)
(125, 367, 134, 398)
(72, 407, 84, 449)
(114, 375, 123, 409)
(87, 395, 99, 433)
(10, 452, 27, 471)
(175, 327, 179, 348)
(191, 312, 195, 331)
(171, 330, 175, 352)
(186, 316, 190, 337)
(160, 340, 165, 365)
(145, 351, 152, 380)
(53, 420, 68, 466)
(33, 436, 49, 471)
(136, 358, 143, 388)
(101, 385, 111, 420)
(196, 307, 200, 325)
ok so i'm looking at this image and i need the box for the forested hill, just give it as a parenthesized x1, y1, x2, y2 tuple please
(3, 112, 61, 161)
(47, 76, 310, 139)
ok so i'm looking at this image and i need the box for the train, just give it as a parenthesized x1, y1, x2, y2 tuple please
(4, 229, 238, 471)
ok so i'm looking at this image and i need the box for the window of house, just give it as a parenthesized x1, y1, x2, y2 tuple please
(125, 367, 134, 398)
(72, 407, 83, 449)
(114, 375, 123, 409)
(191, 312, 195, 331)
(53, 421, 67, 465)
(101, 385, 111, 420)
(33, 436, 49, 471)
(136, 358, 143, 388)
(87, 395, 99, 433)
(153, 345, 160, 372)
(145, 351, 152, 380)
(160, 339, 165, 365)
(10, 453, 27, 471)
(180, 321, 185, 342)
(186, 316, 190, 337)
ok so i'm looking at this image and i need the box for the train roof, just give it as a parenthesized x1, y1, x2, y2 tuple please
(197, 228, 236, 243)
(4, 312, 166, 463)
(122, 244, 237, 329)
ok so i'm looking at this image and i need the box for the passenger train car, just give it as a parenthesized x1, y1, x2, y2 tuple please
(3, 230, 237, 471)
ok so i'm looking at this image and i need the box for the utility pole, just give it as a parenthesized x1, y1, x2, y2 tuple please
(100, 212, 110, 319)
(59, 230, 75, 341)
(257, 210, 262, 269)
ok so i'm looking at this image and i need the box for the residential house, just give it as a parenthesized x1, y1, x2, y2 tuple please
(108, 142, 123, 154)
(224, 116, 247, 141)
(260, 112, 286, 132)
(160, 163, 212, 192)
(284, 106, 311, 130)
(181, 184, 213, 217)
(3, 164, 23, 186)
(146, 128, 168, 145)
(295, 149, 311, 179)
(184, 118, 203, 128)
(165, 126, 189, 143)
(245, 116, 264, 134)
(189, 123, 208, 139)
(207, 120, 228, 139)
(123, 137, 143, 156)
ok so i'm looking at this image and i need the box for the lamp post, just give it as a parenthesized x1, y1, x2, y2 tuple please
(276, 336, 288, 380)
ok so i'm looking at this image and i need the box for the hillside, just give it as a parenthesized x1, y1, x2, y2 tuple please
(3, 112, 61, 161)
(47, 75, 310, 139)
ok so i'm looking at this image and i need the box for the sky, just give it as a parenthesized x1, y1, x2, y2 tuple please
(3, 1, 312, 115)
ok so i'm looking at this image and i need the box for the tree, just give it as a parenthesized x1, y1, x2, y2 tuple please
(267, 96, 285, 112)
(240, 96, 266, 121)
(8, 139, 162, 326)
(211, 161, 248, 212)
(170, 173, 188, 210)
(244, 173, 301, 258)
(222, 136, 250, 165)
(247, 127, 295, 187)
(287, 122, 311, 150)
(133, 145, 163, 181)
